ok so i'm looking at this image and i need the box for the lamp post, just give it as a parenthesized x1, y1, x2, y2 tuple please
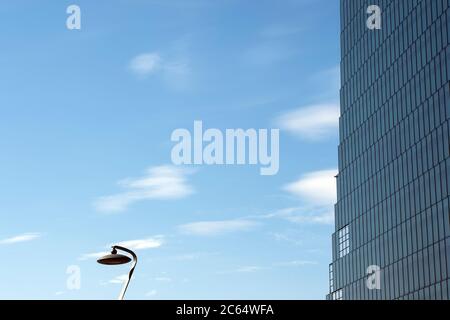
(97, 245, 137, 300)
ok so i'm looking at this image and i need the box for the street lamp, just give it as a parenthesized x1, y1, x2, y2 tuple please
(97, 245, 137, 300)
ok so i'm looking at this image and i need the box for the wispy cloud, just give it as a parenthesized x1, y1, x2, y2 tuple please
(146, 289, 158, 297)
(218, 265, 267, 274)
(263, 206, 334, 225)
(129, 51, 191, 90)
(79, 236, 164, 261)
(109, 274, 129, 284)
(116, 236, 164, 250)
(179, 219, 259, 236)
(274, 260, 318, 267)
(285, 208, 334, 224)
(0, 233, 41, 245)
(95, 165, 194, 213)
(239, 169, 337, 226)
(154, 276, 172, 282)
(276, 170, 337, 225)
(235, 266, 266, 273)
(175, 169, 336, 232)
(78, 251, 110, 261)
(284, 169, 337, 206)
(220, 261, 317, 274)
(276, 104, 339, 140)
(129, 53, 162, 76)
(269, 231, 303, 246)
(174, 170, 336, 237)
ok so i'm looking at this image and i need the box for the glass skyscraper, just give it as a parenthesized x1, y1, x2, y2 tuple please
(329, 0, 450, 299)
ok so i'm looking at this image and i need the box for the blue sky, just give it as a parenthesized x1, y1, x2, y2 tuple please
(0, 0, 340, 299)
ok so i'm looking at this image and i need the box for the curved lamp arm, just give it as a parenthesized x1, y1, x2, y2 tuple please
(112, 245, 137, 300)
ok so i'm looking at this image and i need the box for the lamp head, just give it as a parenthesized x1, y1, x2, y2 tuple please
(97, 248, 132, 265)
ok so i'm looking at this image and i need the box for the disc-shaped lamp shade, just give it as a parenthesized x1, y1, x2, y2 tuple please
(97, 253, 131, 265)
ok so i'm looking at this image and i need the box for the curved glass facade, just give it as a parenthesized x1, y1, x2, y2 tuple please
(329, 0, 450, 300)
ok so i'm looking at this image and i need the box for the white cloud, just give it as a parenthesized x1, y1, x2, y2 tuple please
(116, 236, 164, 250)
(276, 104, 339, 140)
(95, 165, 194, 213)
(129, 53, 162, 76)
(284, 169, 337, 206)
(78, 251, 110, 261)
(218, 265, 267, 274)
(260, 169, 337, 225)
(146, 289, 158, 297)
(109, 274, 129, 284)
(179, 219, 258, 236)
(264, 206, 334, 225)
(154, 277, 172, 282)
(79, 236, 164, 261)
(129, 51, 191, 90)
(274, 260, 318, 267)
(0, 233, 41, 245)
(280, 169, 336, 226)
(235, 266, 266, 273)
(284, 209, 334, 224)
(222, 261, 318, 274)
(220, 261, 317, 274)
(269, 231, 303, 246)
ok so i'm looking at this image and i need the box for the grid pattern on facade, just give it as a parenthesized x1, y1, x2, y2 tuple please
(338, 225, 350, 258)
(331, 289, 343, 300)
(329, 264, 335, 293)
(329, 0, 450, 300)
